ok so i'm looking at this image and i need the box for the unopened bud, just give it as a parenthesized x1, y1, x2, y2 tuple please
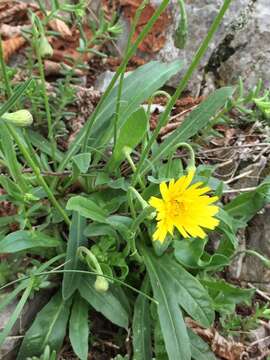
(2, 110, 33, 127)
(39, 36, 53, 58)
(94, 276, 109, 293)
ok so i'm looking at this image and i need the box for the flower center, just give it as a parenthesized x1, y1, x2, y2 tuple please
(167, 199, 186, 218)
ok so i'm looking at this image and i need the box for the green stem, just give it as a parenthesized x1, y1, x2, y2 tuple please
(124, 148, 145, 189)
(0, 269, 158, 304)
(174, 142, 195, 170)
(147, 90, 172, 117)
(78, 246, 103, 275)
(5, 123, 70, 226)
(0, 35, 12, 98)
(132, 0, 233, 186)
(35, 48, 56, 162)
(174, 0, 188, 49)
(128, 186, 149, 210)
(232, 250, 270, 269)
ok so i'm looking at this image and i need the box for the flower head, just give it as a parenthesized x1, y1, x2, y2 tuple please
(149, 170, 219, 243)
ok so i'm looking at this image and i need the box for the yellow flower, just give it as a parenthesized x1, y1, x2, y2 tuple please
(149, 170, 219, 243)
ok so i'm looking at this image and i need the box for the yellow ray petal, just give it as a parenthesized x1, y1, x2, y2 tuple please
(149, 196, 164, 210)
(160, 182, 169, 200)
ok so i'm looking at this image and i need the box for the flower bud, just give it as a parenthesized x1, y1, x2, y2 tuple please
(38, 35, 53, 58)
(2, 110, 33, 127)
(94, 275, 109, 293)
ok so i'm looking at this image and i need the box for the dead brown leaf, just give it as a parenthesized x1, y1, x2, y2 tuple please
(2, 36, 26, 62)
(44, 60, 84, 77)
(48, 18, 72, 39)
(186, 318, 248, 360)
(0, 23, 29, 38)
(121, 0, 170, 53)
(0, 1, 38, 24)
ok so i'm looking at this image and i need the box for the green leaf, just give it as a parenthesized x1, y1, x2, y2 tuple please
(142, 246, 214, 327)
(0, 230, 60, 253)
(200, 277, 254, 315)
(88, 189, 126, 214)
(27, 130, 64, 162)
(132, 277, 152, 360)
(84, 222, 118, 238)
(141, 245, 191, 360)
(72, 153, 91, 173)
(108, 108, 148, 170)
(0, 79, 32, 117)
(154, 316, 169, 360)
(174, 238, 229, 270)
(89, 60, 183, 151)
(59, 60, 183, 172)
(224, 178, 270, 223)
(69, 295, 89, 360)
(62, 212, 88, 300)
(66, 195, 108, 223)
(188, 329, 216, 360)
(0, 123, 28, 192)
(144, 87, 234, 174)
(0, 175, 24, 201)
(141, 245, 215, 360)
(79, 277, 129, 328)
(17, 291, 71, 359)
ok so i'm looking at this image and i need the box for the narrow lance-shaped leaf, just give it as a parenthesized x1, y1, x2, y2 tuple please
(69, 294, 89, 360)
(141, 244, 215, 360)
(17, 291, 71, 359)
(108, 107, 148, 171)
(79, 277, 129, 329)
(224, 177, 270, 223)
(188, 329, 216, 360)
(62, 212, 88, 300)
(89, 60, 183, 150)
(132, 276, 152, 360)
(143, 87, 234, 174)
(0, 230, 60, 254)
(141, 245, 191, 360)
(66, 195, 108, 223)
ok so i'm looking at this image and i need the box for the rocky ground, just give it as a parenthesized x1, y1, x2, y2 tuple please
(1, 0, 270, 359)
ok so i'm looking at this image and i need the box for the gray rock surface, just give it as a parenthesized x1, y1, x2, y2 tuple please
(230, 207, 270, 292)
(114, 0, 268, 94)
(151, 0, 257, 92)
(214, 0, 270, 90)
(0, 290, 54, 359)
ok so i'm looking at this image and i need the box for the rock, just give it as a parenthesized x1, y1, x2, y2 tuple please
(0, 290, 54, 359)
(0, 301, 19, 359)
(116, 0, 268, 94)
(149, 0, 251, 92)
(229, 207, 270, 292)
(210, 0, 270, 90)
(94, 70, 131, 93)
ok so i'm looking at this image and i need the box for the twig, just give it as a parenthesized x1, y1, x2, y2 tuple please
(249, 335, 270, 348)
(225, 170, 254, 184)
(200, 143, 270, 154)
(22, 169, 71, 177)
(247, 283, 270, 302)
(223, 186, 258, 194)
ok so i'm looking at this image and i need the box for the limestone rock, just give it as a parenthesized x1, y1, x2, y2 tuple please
(150, 0, 251, 92)
(214, 0, 270, 90)
(229, 207, 270, 292)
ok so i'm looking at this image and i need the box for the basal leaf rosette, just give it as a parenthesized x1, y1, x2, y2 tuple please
(149, 169, 220, 243)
